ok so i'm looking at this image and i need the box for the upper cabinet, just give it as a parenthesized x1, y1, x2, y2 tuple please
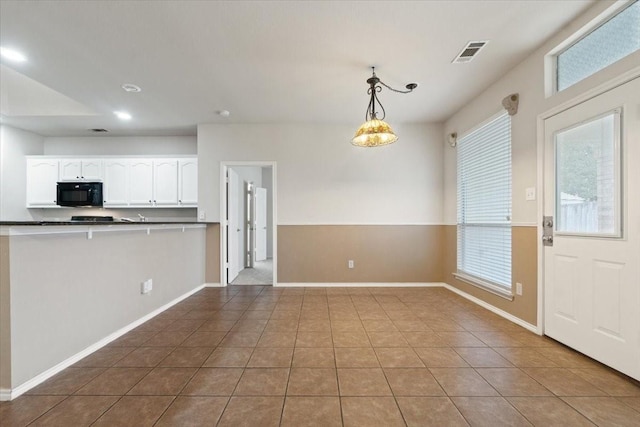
(129, 159, 154, 206)
(59, 159, 103, 181)
(27, 156, 197, 209)
(153, 159, 179, 206)
(26, 158, 59, 207)
(103, 159, 129, 207)
(178, 159, 198, 207)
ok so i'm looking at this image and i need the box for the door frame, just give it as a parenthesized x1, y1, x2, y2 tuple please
(220, 161, 277, 286)
(535, 66, 640, 335)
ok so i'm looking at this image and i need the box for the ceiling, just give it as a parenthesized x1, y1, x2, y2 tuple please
(0, 0, 598, 137)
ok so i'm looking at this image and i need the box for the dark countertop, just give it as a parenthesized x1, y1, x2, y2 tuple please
(0, 221, 218, 226)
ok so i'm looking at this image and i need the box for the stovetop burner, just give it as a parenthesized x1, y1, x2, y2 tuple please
(70, 216, 114, 222)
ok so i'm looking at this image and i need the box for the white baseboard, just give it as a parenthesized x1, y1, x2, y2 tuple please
(3, 284, 206, 401)
(442, 283, 539, 334)
(204, 282, 224, 287)
(274, 282, 443, 288)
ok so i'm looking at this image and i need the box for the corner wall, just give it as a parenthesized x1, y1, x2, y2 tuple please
(442, 0, 640, 326)
(0, 125, 45, 221)
(0, 235, 11, 391)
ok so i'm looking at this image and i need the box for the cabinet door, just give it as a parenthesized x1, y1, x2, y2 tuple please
(59, 159, 82, 181)
(27, 159, 59, 207)
(129, 159, 154, 206)
(178, 159, 198, 206)
(81, 159, 103, 180)
(153, 159, 179, 206)
(103, 160, 129, 206)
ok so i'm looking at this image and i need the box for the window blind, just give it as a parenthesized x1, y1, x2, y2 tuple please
(457, 112, 512, 289)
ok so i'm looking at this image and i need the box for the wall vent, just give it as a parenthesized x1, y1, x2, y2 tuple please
(90, 128, 109, 132)
(452, 41, 489, 63)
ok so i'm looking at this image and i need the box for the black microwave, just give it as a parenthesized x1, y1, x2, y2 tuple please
(56, 182, 103, 207)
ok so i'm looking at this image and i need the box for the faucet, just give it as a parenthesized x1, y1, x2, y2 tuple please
(138, 213, 147, 222)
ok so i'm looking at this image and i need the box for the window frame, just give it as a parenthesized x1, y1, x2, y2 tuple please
(549, 0, 640, 95)
(455, 110, 513, 300)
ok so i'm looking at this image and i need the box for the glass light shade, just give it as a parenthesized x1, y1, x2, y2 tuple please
(351, 119, 398, 147)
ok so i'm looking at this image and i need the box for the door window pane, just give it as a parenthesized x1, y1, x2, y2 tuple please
(555, 110, 620, 236)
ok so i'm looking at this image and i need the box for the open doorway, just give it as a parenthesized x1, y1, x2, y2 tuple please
(221, 162, 276, 286)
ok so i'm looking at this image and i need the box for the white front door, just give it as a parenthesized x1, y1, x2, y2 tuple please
(227, 169, 241, 283)
(255, 187, 268, 262)
(543, 77, 640, 380)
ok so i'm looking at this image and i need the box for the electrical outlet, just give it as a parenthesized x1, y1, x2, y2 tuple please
(516, 282, 523, 296)
(198, 210, 206, 221)
(141, 279, 153, 294)
(348, 260, 354, 269)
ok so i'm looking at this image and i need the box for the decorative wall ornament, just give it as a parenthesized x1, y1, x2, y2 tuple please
(502, 93, 519, 116)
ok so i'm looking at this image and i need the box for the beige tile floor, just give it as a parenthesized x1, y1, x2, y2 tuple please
(2, 286, 640, 426)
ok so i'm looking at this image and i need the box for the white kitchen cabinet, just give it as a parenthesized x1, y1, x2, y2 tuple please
(26, 159, 60, 207)
(129, 159, 154, 206)
(178, 158, 198, 206)
(25, 155, 197, 209)
(103, 159, 129, 207)
(153, 159, 179, 206)
(59, 159, 103, 181)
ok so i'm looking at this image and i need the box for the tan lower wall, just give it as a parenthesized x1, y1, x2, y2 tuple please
(443, 225, 538, 326)
(0, 236, 10, 390)
(205, 224, 221, 284)
(278, 225, 444, 283)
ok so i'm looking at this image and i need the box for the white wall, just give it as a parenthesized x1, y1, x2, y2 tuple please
(198, 123, 444, 225)
(44, 135, 196, 155)
(0, 125, 44, 221)
(443, 1, 640, 225)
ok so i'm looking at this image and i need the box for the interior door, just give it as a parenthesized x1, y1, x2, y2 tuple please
(543, 77, 640, 380)
(227, 169, 241, 283)
(255, 187, 267, 262)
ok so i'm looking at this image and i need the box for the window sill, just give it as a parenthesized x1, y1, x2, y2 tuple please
(452, 273, 514, 301)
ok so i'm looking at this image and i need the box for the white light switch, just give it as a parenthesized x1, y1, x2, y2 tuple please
(525, 187, 536, 201)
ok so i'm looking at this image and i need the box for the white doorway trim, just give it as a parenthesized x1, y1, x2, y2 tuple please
(535, 65, 640, 336)
(220, 161, 277, 287)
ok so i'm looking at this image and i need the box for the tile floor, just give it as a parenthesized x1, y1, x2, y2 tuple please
(2, 286, 640, 426)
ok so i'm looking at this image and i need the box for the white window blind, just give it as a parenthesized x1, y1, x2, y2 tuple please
(457, 112, 512, 290)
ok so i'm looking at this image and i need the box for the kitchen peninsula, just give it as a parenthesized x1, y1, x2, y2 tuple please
(0, 220, 216, 400)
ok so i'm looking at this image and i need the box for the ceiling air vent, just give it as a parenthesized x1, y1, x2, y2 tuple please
(452, 41, 489, 63)
(90, 128, 109, 133)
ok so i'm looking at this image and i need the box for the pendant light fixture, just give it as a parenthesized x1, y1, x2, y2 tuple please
(351, 67, 417, 147)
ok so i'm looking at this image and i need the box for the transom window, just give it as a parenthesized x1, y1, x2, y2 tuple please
(556, 0, 640, 92)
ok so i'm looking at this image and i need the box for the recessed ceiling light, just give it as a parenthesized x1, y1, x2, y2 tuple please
(218, 110, 230, 118)
(114, 111, 132, 120)
(121, 83, 141, 93)
(0, 47, 27, 62)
